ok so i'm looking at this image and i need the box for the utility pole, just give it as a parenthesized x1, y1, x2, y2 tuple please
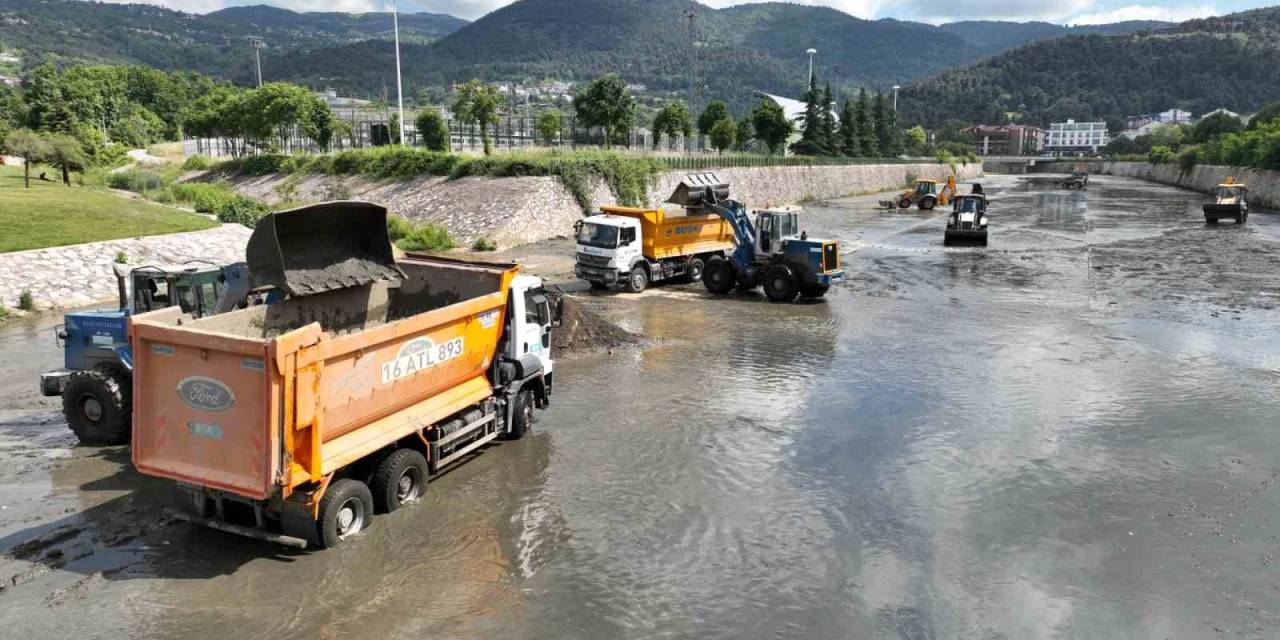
(892, 85, 900, 113)
(248, 36, 265, 87)
(685, 9, 697, 114)
(392, 0, 406, 146)
(806, 48, 817, 87)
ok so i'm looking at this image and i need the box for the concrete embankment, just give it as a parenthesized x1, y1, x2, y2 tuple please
(230, 162, 983, 249)
(1097, 162, 1280, 208)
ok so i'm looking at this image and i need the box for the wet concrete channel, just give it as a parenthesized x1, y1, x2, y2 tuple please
(1, 174, 1278, 638)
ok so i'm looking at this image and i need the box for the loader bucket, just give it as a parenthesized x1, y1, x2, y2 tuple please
(1203, 203, 1244, 219)
(667, 173, 730, 208)
(246, 201, 405, 297)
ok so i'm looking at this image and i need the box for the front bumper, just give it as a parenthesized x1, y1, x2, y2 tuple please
(575, 265, 620, 284)
(40, 369, 72, 397)
(815, 270, 846, 286)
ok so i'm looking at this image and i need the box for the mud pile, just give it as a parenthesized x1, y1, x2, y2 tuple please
(553, 295, 641, 356)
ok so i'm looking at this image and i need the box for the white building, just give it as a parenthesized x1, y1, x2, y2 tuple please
(1201, 108, 1243, 122)
(1044, 120, 1109, 153)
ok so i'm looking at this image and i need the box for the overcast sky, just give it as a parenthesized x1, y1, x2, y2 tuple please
(96, 0, 1275, 25)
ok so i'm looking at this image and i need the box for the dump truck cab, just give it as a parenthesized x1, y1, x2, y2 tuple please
(575, 213, 642, 287)
(40, 262, 253, 446)
(1205, 177, 1248, 224)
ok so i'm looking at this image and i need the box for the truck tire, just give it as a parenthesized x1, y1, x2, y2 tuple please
(685, 257, 705, 283)
(800, 284, 830, 299)
(919, 196, 936, 211)
(625, 266, 648, 293)
(62, 369, 130, 445)
(763, 264, 799, 303)
(702, 257, 735, 295)
(371, 448, 429, 513)
(506, 390, 534, 440)
(315, 478, 374, 549)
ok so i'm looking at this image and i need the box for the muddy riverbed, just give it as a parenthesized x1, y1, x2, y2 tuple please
(1, 174, 1278, 638)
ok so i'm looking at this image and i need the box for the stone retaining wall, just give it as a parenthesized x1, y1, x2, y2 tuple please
(231, 162, 983, 250)
(1099, 162, 1280, 209)
(0, 225, 253, 310)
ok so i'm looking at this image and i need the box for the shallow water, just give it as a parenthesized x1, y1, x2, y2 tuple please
(1, 174, 1278, 638)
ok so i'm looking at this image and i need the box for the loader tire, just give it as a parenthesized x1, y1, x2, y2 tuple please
(315, 478, 373, 549)
(702, 257, 735, 295)
(919, 196, 936, 211)
(763, 264, 799, 303)
(62, 369, 130, 446)
(897, 197, 912, 209)
(625, 266, 648, 294)
(371, 448, 429, 514)
(800, 284, 830, 299)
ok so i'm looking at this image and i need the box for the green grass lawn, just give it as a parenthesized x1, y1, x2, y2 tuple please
(0, 164, 218, 253)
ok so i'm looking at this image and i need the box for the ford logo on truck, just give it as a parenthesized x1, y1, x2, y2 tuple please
(177, 377, 235, 412)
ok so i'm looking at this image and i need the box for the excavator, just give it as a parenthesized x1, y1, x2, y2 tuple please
(891, 175, 957, 211)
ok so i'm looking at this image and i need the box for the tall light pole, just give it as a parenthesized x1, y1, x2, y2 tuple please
(392, 0, 406, 146)
(892, 85, 900, 113)
(806, 48, 817, 87)
(248, 36, 265, 87)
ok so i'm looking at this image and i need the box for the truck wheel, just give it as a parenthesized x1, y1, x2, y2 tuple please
(588, 280, 609, 291)
(897, 197, 911, 209)
(62, 369, 130, 445)
(1207, 218, 1219, 225)
(800, 284, 830, 298)
(702, 257, 735, 295)
(371, 448, 429, 513)
(315, 478, 373, 548)
(919, 196, 936, 211)
(625, 266, 648, 293)
(763, 264, 799, 303)
(685, 257, 705, 283)
(506, 391, 534, 440)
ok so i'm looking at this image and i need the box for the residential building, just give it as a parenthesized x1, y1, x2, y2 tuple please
(1121, 108, 1194, 138)
(1044, 120, 1109, 153)
(963, 124, 1044, 156)
(1201, 108, 1243, 122)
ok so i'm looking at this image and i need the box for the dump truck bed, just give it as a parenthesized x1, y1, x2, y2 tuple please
(131, 256, 519, 501)
(600, 205, 734, 261)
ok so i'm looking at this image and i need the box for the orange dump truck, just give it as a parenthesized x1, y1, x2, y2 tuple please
(574, 202, 734, 293)
(130, 202, 559, 548)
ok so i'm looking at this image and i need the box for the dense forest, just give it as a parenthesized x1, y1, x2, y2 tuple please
(898, 9, 1280, 130)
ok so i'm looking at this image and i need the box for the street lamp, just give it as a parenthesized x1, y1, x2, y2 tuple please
(392, 0, 406, 146)
(806, 48, 817, 87)
(892, 85, 900, 113)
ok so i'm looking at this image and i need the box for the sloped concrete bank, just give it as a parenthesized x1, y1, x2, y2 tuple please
(1100, 162, 1280, 209)
(230, 162, 983, 249)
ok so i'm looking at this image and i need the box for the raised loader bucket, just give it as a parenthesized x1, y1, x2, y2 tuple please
(247, 201, 405, 297)
(667, 173, 730, 209)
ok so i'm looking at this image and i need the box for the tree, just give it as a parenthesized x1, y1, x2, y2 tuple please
(905, 125, 928, 156)
(573, 74, 634, 150)
(1147, 123, 1188, 150)
(752, 99, 791, 155)
(817, 83, 837, 155)
(453, 79, 502, 155)
(1248, 102, 1280, 130)
(2, 128, 51, 188)
(416, 110, 450, 151)
(734, 117, 753, 152)
(535, 110, 561, 145)
(854, 89, 877, 157)
(881, 97, 904, 157)
(709, 118, 735, 155)
(44, 133, 88, 186)
(837, 99, 859, 157)
(873, 92, 899, 158)
(1192, 112, 1243, 144)
(22, 63, 75, 133)
(652, 101, 691, 149)
(389, 113, 401, 145)
(791, 74, 829, 156)
(697, 100, 730, 137)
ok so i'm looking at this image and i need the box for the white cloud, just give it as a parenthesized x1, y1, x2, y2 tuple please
(1071, 3, 1217, 24)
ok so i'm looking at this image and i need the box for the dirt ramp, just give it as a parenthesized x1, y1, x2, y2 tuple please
(553, 296, 641, 356)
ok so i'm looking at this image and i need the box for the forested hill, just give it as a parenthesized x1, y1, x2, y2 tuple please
(0, 0, 466, 75)
(938, 20, 1167, 55)
(898, 7, 1280, 130)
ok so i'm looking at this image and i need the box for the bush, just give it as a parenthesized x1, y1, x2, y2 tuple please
(216, 196, 270, 228)
(18, 290, 36, 312)
(0, 304, 9, 320)
(107, 169, 166, 192)
(1148, 145, 1175, 165)
(168, 182, 237, 213)
(1177, 146, 1200, 173)
(396, 221, 455, 252)
(472, 237, 498, 251)
(182, 154, 212, 170)
(386, 214, 414, 242)
(237, 154, 286, 176)
(114, 251, 128, 264)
